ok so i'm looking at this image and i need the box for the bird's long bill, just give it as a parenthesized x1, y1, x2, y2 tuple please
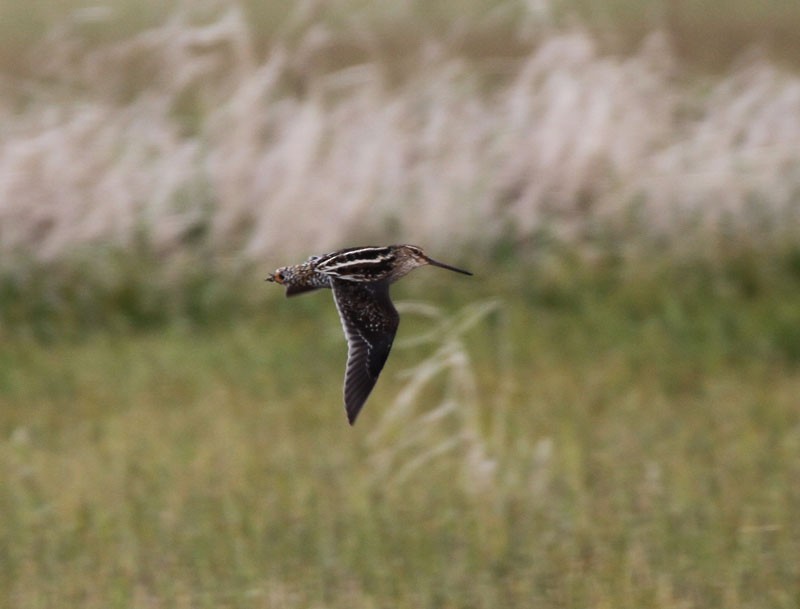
(425, 256, 473, 276)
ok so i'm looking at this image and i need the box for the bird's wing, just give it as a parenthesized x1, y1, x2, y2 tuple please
(331, 279, 399, 425)
(285, 282, 326, 297)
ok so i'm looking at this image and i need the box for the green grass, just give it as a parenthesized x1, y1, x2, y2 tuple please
(3, 0, 800, 79)
(1, 261, 799, 608)
(562, 0, 800, 69)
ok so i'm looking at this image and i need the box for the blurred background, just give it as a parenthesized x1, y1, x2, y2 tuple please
(1, 1, 799, 607)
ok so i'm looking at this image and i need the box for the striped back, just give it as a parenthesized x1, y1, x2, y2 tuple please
(313, 246, 397, 281)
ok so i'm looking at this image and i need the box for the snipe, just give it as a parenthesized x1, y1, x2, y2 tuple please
(266, 245, 472, 424)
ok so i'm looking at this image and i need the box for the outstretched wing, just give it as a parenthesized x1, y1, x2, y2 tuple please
(331, 279, 399, 425)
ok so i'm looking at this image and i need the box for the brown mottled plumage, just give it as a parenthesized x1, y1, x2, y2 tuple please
(266, 245, 472, 424)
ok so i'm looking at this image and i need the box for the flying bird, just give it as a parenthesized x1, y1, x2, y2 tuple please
(266, 245, 473, 424)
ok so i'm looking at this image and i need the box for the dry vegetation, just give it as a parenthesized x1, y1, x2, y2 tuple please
(1, 0, 800, 276)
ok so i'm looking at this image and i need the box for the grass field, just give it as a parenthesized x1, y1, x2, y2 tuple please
(2, 1, 800, 607)
(2, 264, 800, 608)
(3, 0, 800, 273)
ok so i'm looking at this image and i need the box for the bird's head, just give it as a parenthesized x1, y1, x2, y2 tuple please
(399, 245, 473, 276)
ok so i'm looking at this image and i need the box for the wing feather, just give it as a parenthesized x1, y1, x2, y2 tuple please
(331, 279, 399, 424)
